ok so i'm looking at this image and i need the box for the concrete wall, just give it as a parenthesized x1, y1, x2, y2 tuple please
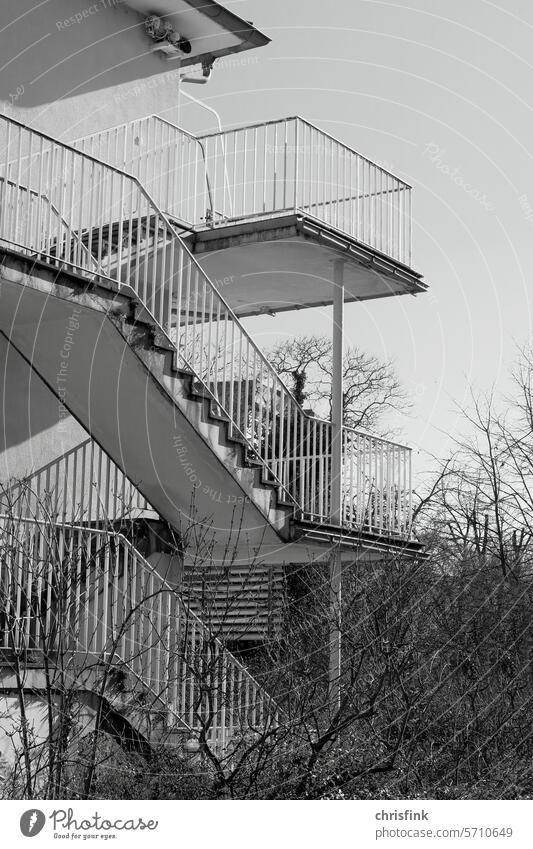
(0, 334, 86, 485)
(0, 0, 185, 488)
(0, 692, 56, 770)
(0, 0, 182, 140)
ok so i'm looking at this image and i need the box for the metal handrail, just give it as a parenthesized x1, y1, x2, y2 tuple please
(0, 176, 98, 271)
(197, 114, 413, 188)
(73, 114, 215, 228)
(2, 438, 153, 523)
(77, 113, 202, 146)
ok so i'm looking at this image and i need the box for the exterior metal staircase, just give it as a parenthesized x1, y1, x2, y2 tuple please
(0, 113, 414, 545)
(0, 111, 420, 757)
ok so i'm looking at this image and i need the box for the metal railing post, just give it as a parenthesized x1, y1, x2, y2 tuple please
(329, 258, 345, 712)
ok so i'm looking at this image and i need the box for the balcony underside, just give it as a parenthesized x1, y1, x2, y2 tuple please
(291, 519, 423, 559)
(187, 214, 427, 318)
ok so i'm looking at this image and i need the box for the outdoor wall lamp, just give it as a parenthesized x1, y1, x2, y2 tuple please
(144, 14, 192, 55)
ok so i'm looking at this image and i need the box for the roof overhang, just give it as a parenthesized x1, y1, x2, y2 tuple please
(124, 0, 270, 68)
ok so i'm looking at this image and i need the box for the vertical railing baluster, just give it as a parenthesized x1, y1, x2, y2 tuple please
(243, 128, 248, 218)
(308, 125, 314, 215)
(321, 131, 326, 221)
(262, 125, 267, 213)
(264, 367, 271, 474)
(294, 118, 301, 213)
(379, 439, 385, 533)
(273, 122, 279, 211)
(310, 418, 317, 519)
(341, 146, 347, 233)
(0, 121, 12, 243)
(130, 545, 139, 675)
(221, 308, 229, 413)
(252, 126, 258, 214)
(283, 392, 290, 495)
(199, 272, 207, 382)
(283, 118, 288, 211)
(232, 129, 238, 217)
(243, 338, 251, 441)
(213, 297, 222, 408)
(363, 435, 369, 529)
(191, 265, 199, 374)
(228, 315, 236, 436)
(407, 448, 412, 535)
(14, 530, 25, 652)
(292, 402, 298, 511)
(236, 328, 243, 434)
(257, 359, 264, 458)
(13, 127, 23, 249)
(209, 137, 217, 224)
(44, 139, 56, 259)
(388, 177, 394, 259)
(329, 136, 334, 227)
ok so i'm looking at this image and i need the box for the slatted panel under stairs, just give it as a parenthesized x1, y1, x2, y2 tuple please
(181, 562, 286, 644)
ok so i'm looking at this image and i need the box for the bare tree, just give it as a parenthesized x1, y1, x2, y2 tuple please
(414, 361, 533, 580)
(266, 334, 409, 433)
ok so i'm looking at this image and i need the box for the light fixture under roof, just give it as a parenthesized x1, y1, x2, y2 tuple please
(144, 14, 192, 56)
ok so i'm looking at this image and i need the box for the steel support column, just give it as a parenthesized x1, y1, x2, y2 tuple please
(329, 259, 344, 713)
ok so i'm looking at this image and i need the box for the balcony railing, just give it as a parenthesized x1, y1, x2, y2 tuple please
(0, 114, 412, 539)
(0, 515, 279, 751)
(2, 438, 153, 524)
(198, 117, 412, 265)
(74, 115, 212, 230)
(271, 428, 411, 535)
(74, 115, 413, 266)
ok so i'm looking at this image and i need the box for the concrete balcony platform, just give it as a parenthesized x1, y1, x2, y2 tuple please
(188, 212, 426, 319)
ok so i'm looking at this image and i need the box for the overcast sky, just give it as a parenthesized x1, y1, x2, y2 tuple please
(177, 0, 533, 475)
